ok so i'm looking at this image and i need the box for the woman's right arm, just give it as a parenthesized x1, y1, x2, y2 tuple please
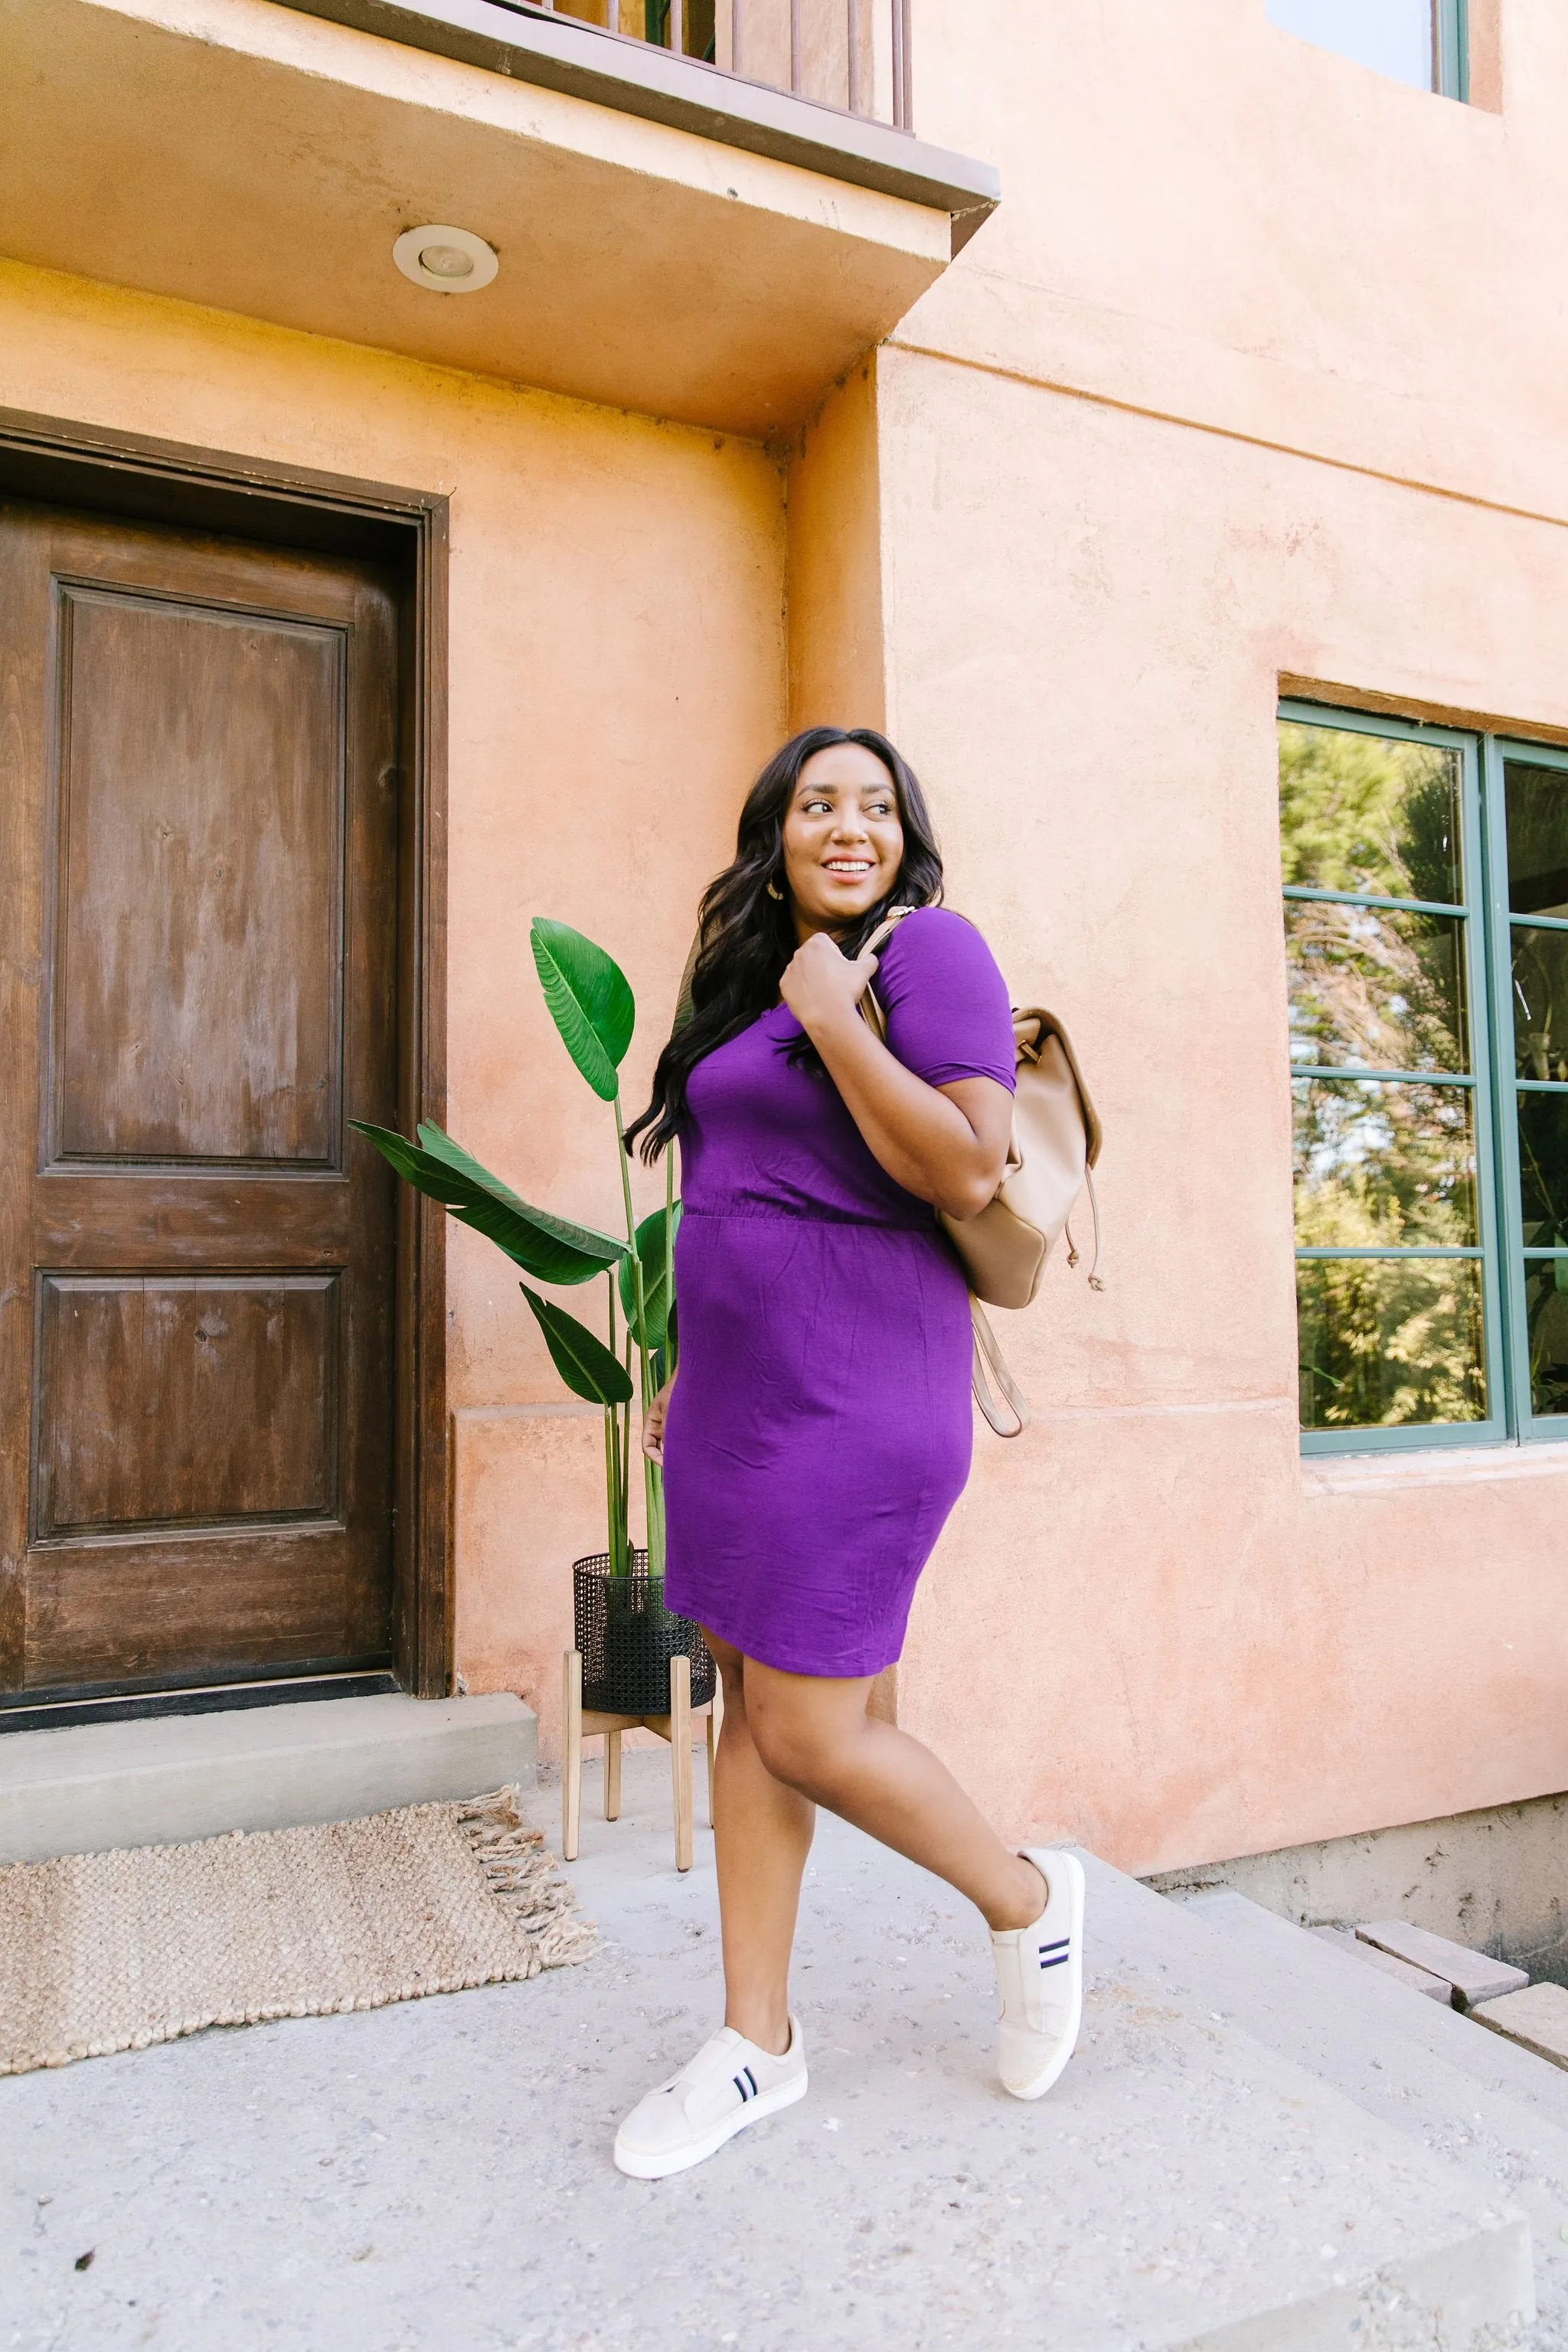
(642, 1372, 676, 1464)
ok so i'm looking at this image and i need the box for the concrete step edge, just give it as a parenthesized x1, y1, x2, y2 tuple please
(1177, 2218, 1535, 2352)
(1074, 1854, 1536, 2343)
(1152, 1880, 1568, 2326)
(0, 1692, 539, 1864)
(1171, 1885, 1568, 2143)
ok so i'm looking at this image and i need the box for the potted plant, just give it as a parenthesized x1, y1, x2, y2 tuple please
(351, 918, 714, 1716)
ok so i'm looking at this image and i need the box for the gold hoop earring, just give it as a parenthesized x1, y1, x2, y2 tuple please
(766, 880, 784, 902)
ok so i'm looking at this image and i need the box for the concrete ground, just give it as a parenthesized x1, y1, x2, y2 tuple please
(0, 1752, 1547, 2351)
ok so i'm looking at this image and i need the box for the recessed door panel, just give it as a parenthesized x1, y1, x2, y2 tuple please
(34, 1272, 341, 1539)
(53, 587, 344, 1167)
(0, 503, 400, 1700)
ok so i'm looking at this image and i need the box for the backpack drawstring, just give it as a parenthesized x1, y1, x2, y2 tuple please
(1063, 1172, 1105, 1290)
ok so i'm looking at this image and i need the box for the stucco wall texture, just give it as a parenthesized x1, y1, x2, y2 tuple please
(6, 0, 1568, 1875)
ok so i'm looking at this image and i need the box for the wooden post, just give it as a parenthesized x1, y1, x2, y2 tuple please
(604, 1726, 622, 1821)
(563, 1648, 583, 1862)
(670, 1652, 694, 1872)
(706, 1671, 723, 1829)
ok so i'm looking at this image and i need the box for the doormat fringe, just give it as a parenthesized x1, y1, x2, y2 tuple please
(0, 1786, 596, 2077)
(454, 1786, 597, 1959)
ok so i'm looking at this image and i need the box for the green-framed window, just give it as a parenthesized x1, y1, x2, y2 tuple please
(1279, 702, 1568, 1453)
(1265, 0, 1468, 100)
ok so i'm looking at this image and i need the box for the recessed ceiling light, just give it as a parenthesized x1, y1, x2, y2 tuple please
(392, 224, 498, 296)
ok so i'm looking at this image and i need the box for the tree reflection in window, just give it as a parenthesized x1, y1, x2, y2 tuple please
(1280, 718, 1485, 1431)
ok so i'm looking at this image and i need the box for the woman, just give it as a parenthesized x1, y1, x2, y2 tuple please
(616, 727, 1084, 2180)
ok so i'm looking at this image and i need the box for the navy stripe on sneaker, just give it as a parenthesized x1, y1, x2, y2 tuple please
(1039, 1937, 1070, 1953)
(733, 2073, 752, 2101)
(1038, 1952, 1070, 1968)
(743, 2066, 758, 2098)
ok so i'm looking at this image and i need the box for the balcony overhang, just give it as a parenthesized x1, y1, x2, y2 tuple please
(276, 0, 1000, 253)
(0, 0, 1000, 439)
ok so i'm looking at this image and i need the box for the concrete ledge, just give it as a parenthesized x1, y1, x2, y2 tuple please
(0, 1693, 537, 1864)
(273, 0, 1001, 250)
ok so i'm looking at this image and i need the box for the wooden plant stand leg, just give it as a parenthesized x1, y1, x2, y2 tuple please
(604, 1727, 622, 1821)
(563, 1648, 584, 1864)
(706, 1672, 723, 1830)
(670, 1653, 694, 1873)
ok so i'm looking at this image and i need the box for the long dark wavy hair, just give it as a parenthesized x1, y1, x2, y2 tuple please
(624, 727, 944, 1162)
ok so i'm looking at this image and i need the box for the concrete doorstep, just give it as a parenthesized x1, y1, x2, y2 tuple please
(0, 1748, 1544, 2350)
(0, 1691, 538, 1864)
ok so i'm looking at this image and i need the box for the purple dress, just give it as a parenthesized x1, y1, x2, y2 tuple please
(662, 909, 1016, 1677)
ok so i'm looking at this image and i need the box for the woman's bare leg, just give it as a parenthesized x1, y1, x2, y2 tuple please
(742, 1661, 1045, 1933)
(704, 1632, 815, 2056)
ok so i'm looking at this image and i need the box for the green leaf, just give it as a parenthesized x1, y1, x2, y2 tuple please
(519, 1284, 634, 1406)
(531, 919, 635, 1102)
(351, 1120, 626, 1286)
(619, 1200, 682, 1353)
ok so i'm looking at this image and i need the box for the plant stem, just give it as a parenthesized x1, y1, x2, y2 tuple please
(612, 1091, 649, 1394)
(613, 1088, 662, 1577)
(605, 1271, 626, 1574)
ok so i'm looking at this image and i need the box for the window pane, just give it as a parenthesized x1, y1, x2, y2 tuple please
(1279, 721, 1462, 903)
(1516, 1091, 1568, 1243)
(1293, 1077, 1478, 1247)
(1510, 926, 1568, 1081)
(1297, 1256, 1486, 1428)
(1504, 760, 1568, 919)
(1524, 1259, 1568, 1419)
(1266, 0, 1436, 91)
(1285, 900, 1467, 1072)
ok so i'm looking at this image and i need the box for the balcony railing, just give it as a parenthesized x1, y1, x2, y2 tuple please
(526, 1, 916, 130)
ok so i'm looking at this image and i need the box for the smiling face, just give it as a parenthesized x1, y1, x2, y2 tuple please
(779, 743, 906, 939)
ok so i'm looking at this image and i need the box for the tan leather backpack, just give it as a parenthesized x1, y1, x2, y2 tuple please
(673, 907, 1104, 1436)
(859, 907, 1103, 1437)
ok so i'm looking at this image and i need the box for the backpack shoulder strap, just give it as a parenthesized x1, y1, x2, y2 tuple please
(861, 902, 919, 961)
(970, 1299, 1030, 1438)
(858, 902, 920, 1040)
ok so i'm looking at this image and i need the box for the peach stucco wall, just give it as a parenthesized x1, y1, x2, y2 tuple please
(856, 0, 1568, 1869)
(8, 0, 1568, 1876)
(0, 256, 786, 1769)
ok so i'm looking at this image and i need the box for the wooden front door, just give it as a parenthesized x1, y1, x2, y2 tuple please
(0, 504, 400, 1704)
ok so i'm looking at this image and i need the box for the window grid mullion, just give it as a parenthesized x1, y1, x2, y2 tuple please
(1283, 884, 1466, 919)
(1437, 0, 1468, 100)
(1295, 1247, 1482, 1260)
(1486, 737, 1568, 1431)
(1479, 734, 1528, 1433)
(1292, 1065, 1474, 1086)
(1459, 729, 1510, 1437)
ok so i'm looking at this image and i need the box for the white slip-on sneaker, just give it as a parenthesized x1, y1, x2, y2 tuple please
(991, 1846, 1086, 2100)
(613, 2017, 808, 2180)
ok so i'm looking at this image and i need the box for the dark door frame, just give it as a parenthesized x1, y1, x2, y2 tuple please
(0, 408, 452, 1700)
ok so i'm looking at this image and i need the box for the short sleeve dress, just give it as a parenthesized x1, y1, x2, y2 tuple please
(661, 908, 1016, 1678)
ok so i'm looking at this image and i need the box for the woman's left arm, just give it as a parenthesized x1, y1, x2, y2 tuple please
(779, 933, 1011, 1220)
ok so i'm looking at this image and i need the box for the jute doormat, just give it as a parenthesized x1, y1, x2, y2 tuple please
(0, 1786, 596, 2077)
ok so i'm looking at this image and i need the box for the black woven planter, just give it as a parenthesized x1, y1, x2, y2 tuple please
(573, 1552, 717, 1716)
